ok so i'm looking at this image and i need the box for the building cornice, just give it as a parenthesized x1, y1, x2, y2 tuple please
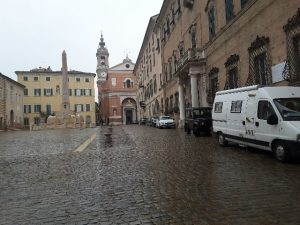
(15, 71, 96, 77)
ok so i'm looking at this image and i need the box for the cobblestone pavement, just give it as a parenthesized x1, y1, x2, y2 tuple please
(1, 125, 300, 225)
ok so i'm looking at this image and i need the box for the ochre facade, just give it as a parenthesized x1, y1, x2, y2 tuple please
(16, 68, 96, 128)
(136, 0, 300, 127)
(134, 15, 164, 121)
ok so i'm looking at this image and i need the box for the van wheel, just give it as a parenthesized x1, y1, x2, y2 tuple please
(273, 141, 290, 162)
(218, 133, 228, 146)
(193, 126, 200, 137)
(186, 126, 191, 134)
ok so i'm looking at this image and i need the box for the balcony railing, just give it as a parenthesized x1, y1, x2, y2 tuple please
(176, 48, 204, 73)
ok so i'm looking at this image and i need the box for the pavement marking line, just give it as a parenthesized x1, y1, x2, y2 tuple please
(73, 132, 97, 153)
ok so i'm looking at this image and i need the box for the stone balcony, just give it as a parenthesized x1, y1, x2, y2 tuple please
(175, 48, 206, 77)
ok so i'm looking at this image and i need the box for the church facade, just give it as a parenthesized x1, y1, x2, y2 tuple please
(96, 35, 137, 125)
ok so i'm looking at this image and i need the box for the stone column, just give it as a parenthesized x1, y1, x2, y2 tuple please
(190, 73, 199, 107)
(61, 50, 70, 114)
(178, 79, 185, 128)
(199, 75, 208, 107)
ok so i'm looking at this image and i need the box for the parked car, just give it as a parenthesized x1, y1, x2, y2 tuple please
(184, 107, 212, 136)
(146, 118, 152, 126)
(156, 116, 176, 129)
(139, 118, 147, 125)
(150, 116, 159, 127)
(212, 85, 300, 162)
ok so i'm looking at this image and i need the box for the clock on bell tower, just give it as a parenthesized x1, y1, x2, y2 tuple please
(96, 33, 109, 82)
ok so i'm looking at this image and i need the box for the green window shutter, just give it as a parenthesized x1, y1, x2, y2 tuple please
(51, 89, 53, 96)
(44, 89, 46, 96)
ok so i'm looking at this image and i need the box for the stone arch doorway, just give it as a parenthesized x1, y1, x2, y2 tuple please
(122, 98, 137, 125)
(10, 110, 14, 127)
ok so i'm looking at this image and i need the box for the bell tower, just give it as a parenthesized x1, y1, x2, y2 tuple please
(96, 33, 109, 83)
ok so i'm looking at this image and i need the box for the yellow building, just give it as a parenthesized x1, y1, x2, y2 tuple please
(16, 67, 96, 128)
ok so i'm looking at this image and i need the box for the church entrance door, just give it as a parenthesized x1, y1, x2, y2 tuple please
(125, 109, 133, 124)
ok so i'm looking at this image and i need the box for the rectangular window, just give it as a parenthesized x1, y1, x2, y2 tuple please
(76, 77, 80, 82)
(34, 104, 41, 113)
(75, 104, 83, 112)
(24, 118, 29, 126)
(44, 88, 53, 96)
(241, 0, 249, 8)
(293, 35, 300, 80)
(69, 89, 72, 96)
(34, 117, 40, 125)
(23, 76, 28, 81)
(208, 7, 216, 40)
(86, 104, 90, 112)
(85, 78, 89, 82)
(254, 52, 267, 85)
(112, 78, 116, 86)
(225, 0, 235, 22)
(46, 77, 50, 81)
(46, 105, 52, 115)
(34, 76, 39, 81)
(214, 102, 223, 113)
(85, 89, 91, 96)
(34, 88, 41, 96)
(156, 38, 160, 53)
(231, 100, 243, 113)
(211, 77, 218, 100)
(24, 105, 31, 113)
(76, 89, 81, 96)
(229, 67, 238, 89)
(24, 88, 28, 96)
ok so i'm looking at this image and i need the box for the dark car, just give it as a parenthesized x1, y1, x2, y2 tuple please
(139, 117, 147, 125)
(184, 107, 212, 136)
(150, 116, 159, 127)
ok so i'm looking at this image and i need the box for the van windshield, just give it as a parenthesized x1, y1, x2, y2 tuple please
(273, 98, 300, 121)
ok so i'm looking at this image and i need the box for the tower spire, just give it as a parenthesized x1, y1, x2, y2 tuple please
(99, 33, 105, 48)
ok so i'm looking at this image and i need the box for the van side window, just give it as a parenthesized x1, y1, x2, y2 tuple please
(231, 100, 243, 113)
(258, 101, 275, 120)
(214, 102, 223, 113)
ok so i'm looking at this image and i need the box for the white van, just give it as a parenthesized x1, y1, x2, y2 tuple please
(212, 85, 300, 161)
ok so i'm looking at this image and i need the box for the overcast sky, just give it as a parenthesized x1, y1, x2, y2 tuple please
(0, 0, 163, 81)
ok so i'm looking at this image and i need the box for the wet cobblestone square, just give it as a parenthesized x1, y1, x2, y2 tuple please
(1, 126, 300, 224)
